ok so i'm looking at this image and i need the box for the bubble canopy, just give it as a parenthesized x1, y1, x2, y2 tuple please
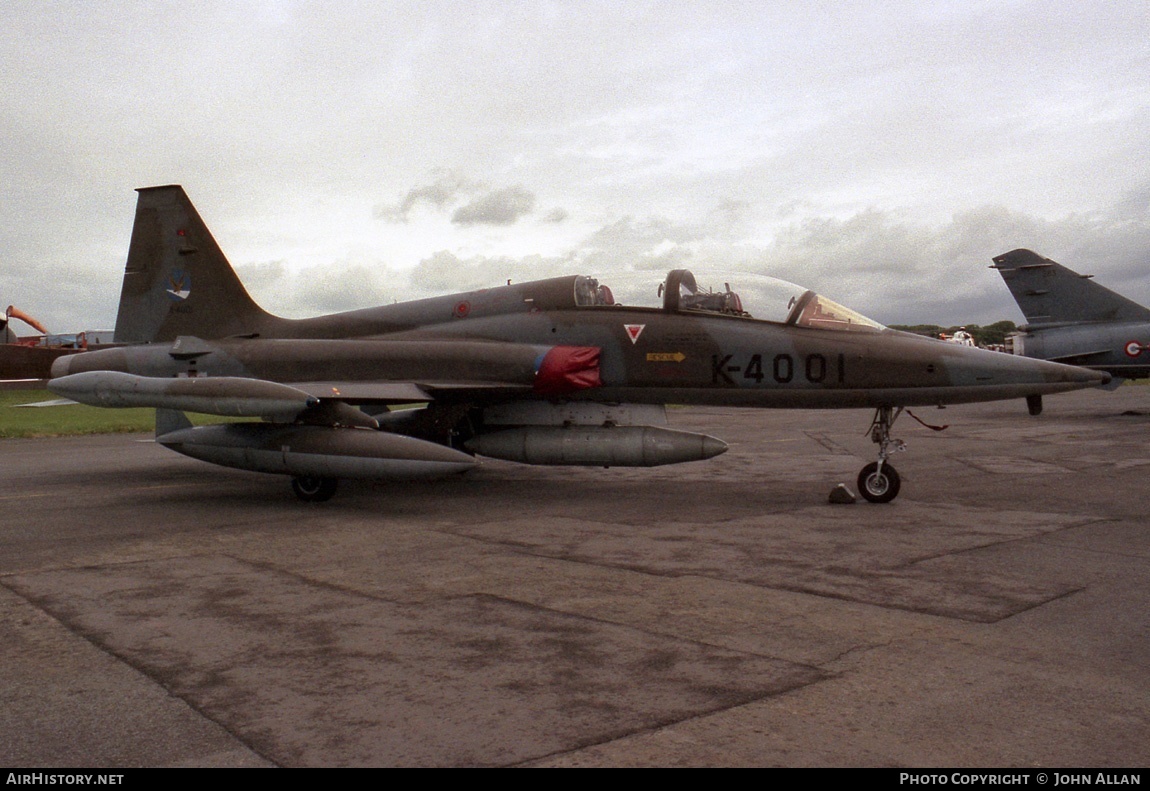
(573, 269, 886, 332)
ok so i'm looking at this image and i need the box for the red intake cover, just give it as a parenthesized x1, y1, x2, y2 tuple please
(534, 346, 602, 396)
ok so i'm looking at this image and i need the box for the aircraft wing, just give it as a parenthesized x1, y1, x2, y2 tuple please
(287, 380, 539, 402)
(287, 380, 536, 429)
(288, 381, 433, 402)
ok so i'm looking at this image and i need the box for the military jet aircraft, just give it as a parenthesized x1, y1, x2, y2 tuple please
(992, 248, 1149, 414)
(49, 187, 1106, 503)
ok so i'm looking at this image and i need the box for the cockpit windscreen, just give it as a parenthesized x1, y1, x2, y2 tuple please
(573, 270, 885, 332)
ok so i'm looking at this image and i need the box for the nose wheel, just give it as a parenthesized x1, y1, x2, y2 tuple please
(859, 406, 906, 503)
(858, 461, 901, 503)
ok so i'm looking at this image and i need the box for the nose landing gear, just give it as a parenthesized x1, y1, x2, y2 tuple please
(858, 406, 905, 503)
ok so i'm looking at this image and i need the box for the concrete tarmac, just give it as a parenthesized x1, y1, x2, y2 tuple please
(2, 388, 1148, 767)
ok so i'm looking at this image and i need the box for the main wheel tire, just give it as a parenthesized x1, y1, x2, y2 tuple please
(291, 476, 338, 502)
(857, 462, 901, 503)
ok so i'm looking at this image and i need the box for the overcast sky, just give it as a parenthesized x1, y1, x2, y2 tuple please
(3, 0, 1148, 333)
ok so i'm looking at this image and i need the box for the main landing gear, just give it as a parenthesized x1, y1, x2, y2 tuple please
(858, 406, 906, 503)
(292, 475, 338, 503)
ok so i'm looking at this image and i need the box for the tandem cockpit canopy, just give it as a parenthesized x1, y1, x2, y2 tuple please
(572, 270, 886, 332)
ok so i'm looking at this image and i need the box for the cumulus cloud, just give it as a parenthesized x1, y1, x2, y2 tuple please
(451, 186, 536, 226)
(579, 216, 702, 271)
(374, 173, 477, 222)
(375, 177, 538, 227)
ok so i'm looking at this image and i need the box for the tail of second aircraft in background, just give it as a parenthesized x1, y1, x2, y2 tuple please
(991, 249, 1150, 328)
(113, 185, 279, 344)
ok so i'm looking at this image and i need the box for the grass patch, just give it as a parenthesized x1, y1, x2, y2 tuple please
(0, 390, 248, 439)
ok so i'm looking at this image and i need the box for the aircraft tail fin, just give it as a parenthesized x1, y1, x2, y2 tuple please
(991, 249, 1150, 327)
(114, 186, 276, 343)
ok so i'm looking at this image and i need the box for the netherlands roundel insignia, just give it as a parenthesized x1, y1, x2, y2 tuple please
(624, 324, 645, 344)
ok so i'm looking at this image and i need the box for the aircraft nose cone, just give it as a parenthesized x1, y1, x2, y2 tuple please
(1058, 365, 1110, 386)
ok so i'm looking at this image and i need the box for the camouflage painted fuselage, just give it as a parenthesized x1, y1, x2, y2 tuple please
(56, 273, 1104, 409)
